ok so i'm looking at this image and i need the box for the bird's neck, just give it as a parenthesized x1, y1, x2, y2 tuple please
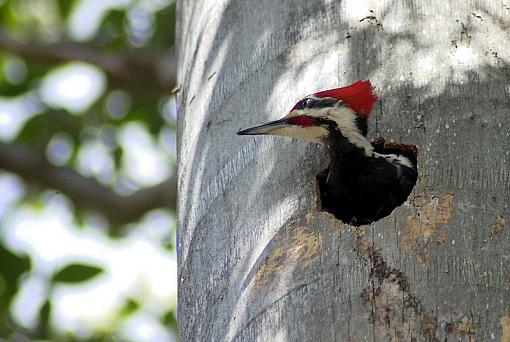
(324, 129, 416, 181)
(324, 129, 372, 166)
(322, 130, 367, 189)
(326, 144, 366, 183)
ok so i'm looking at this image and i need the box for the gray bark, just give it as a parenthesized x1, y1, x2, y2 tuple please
(177, 1, 510, 340)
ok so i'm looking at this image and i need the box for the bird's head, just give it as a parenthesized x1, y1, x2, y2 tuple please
(237, 80, 378, 152)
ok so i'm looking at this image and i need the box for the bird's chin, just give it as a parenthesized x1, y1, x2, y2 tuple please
(273, 125, 328, 144)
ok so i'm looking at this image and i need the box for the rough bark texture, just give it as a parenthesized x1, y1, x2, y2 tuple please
(177, 1, 510, 340)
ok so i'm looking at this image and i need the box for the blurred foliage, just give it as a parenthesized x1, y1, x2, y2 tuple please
(51, 264, 104, 284)
(0, 0, 177, 340)
(0, 244, 30, 333)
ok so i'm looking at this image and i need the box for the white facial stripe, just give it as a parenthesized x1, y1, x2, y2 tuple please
(287, 104, 416, 170)
(325, 107, 373, 155)
(287, 106, 372, 153)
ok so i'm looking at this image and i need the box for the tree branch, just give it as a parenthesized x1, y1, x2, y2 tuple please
(0, 30, 176, 96)
(0, 142, 176, 229)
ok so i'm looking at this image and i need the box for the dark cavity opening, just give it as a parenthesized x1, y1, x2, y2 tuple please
(316, 139, 419, 226)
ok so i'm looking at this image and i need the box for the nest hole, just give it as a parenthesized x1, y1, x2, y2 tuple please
(316, 139, 419, 226)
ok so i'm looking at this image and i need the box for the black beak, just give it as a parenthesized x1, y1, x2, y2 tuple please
(237, 118, 293, 136)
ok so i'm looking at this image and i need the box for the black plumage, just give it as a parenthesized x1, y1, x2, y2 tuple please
(319, 128, 417, 225)
(237, 80, 417, 225)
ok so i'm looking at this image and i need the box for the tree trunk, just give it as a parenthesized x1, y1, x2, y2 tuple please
(177, 1, 510, 340)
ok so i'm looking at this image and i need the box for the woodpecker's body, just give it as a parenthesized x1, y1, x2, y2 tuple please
(321, 131, 417, 225)
(238, 80, 417, 225)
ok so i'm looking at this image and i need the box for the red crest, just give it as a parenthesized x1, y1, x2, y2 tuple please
(313, 80, 378, 118)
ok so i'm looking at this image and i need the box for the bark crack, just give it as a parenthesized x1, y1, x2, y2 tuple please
(356, 235, 439, 341)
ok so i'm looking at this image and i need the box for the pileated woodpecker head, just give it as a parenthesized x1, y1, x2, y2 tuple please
(237, 80, 378, 155)
(238, 80, 417, 225)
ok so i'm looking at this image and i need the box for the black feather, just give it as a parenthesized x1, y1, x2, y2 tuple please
(320, 130, 417, 225)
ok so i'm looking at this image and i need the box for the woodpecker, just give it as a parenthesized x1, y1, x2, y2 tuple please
(237, 80, 417, 225)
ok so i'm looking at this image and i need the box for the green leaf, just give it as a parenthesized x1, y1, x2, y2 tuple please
(52, 263, 104, 283)
(150, 2, 176, 49)
(36, 299, 51, 337)
(0, 242, 30, 334)
(96, 9, 126, 49)
(119, 298, 140, 317)
(16, 110, 82, 146)
(162, 310, 178, 330)
(57, 0, 76, 19)
(112, 145, 124, 169)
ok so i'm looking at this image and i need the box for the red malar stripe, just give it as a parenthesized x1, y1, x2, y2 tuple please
(287, 115, 317, 127)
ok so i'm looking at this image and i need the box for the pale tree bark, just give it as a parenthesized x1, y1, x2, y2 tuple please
(177, 1, 510, 340)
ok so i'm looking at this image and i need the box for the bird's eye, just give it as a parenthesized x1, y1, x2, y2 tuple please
(298, 98, 313, 109)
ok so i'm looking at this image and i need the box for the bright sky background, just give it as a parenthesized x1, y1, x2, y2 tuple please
(40, 63, 106, 114)
(0, 0, 177, 340)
